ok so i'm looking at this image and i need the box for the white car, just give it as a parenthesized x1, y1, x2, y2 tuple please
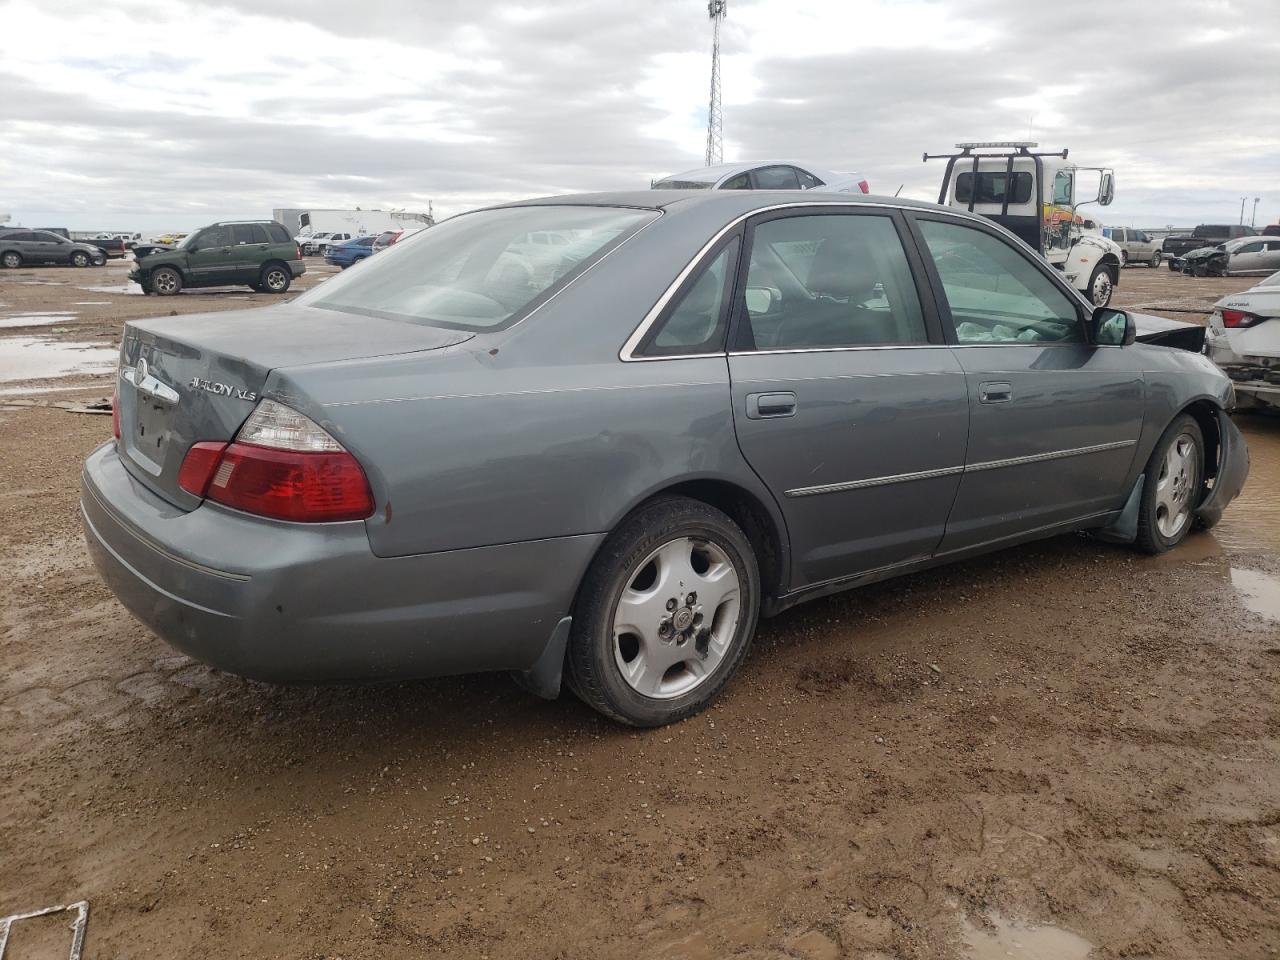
(1205, 269, 1280, 409)
(298, 232, 354, 256)
(652, 160, 869, 194)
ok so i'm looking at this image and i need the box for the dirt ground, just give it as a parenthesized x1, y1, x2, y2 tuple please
(1, 258, 1278, 959)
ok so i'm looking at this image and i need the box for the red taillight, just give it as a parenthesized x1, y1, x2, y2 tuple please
(857, 179, 870, 194)
(297, 245, 303, 259)
(111, 388, 120, 440)
(1222, 309, 1263, 329)
(203, 442, 373, 522)
(177, 441, 229, 497)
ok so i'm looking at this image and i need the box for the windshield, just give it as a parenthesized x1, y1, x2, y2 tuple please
(298, 205, 656, 331)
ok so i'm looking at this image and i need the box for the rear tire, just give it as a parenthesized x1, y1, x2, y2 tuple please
(1, 251, 21, 269)
(567, 497, 760, 727)
(259, 263, 291, 294)
(1134, 414, 1204, 554)
(151, 266, 182, 296)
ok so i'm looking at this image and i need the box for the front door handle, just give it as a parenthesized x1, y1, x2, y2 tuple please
(746, 391, 797, 419)
(979, 381, 1012, 403)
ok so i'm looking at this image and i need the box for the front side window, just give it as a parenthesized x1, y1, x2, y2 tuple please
(795, 168, 824, 189)
(917, 219, 1083, 344)
(34, 231, 64, 242)
(637, 237, 740, 357)
(752, 166, 801, 190)
(1052, 171, 1074, 205)
(737, 213, 927, 351)
(299, 205, 655, 332)
(190, 225, 230, 248)
(720, 173, 750, 190)
(1237, 241, 1264, 254)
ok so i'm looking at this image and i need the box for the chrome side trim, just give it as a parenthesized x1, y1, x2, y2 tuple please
(783, 439, 1137, 499)
(786, 465, 965, 498)
(964, 439, 1136, 473)
(618, 199, 991, 363)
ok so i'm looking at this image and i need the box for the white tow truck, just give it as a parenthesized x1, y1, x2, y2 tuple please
(925, 142, 1123, 306)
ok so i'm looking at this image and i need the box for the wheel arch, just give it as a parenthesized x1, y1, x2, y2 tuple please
(260, 258, 289, 276)
(1179, 398, 1224, 488)
(577, 475, 790, 613)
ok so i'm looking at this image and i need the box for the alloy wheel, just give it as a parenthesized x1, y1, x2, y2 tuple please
(611, 536, 742, 700)
(1091, 269, 1113, 306)
(1154, 433, 1197, 539)
(264, 268, 288, 291)
(154, 270, 179, 294)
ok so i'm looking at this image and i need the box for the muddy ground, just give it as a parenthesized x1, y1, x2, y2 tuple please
(0, 259, 1278, 959)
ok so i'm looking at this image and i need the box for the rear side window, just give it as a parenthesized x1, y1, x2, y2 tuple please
(636, 236, 740, 357)
(737, 213, 927, 351)
(5, 232, 34, 242)
(721, 173, 750, 190)
(752, 166, 800, 190)
(265, 223, 291, 243)
(233, 224, 270, 244)
(917, 219, 1083, 344)
(300, 206, 656, 332)
(795, 168, 824, 189)
(955, 172, 1033, 205)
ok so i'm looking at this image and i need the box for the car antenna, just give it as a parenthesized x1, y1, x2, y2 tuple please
(894, 184, 904, 197)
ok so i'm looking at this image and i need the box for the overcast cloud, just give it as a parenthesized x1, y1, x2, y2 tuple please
(1, 0, 1276, 232)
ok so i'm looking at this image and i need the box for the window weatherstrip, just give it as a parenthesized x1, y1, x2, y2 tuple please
(783, 439, 1136, 498)
(619, 200, 995, 362)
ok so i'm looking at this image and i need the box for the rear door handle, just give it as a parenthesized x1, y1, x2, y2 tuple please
(746, 391, 797, 419)
(979, 381, 1012, 404)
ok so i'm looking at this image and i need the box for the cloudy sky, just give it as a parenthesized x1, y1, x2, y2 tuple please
(1, 0, 1276, 233)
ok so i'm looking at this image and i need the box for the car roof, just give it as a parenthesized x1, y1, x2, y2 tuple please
(656, 160, 844, 184)
(504, 189, 940, 216)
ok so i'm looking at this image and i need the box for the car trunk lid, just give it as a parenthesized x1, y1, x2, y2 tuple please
(116, 303, 472, 510)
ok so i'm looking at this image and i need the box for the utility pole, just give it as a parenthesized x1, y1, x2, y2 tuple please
(705, 0, 726, 166)
(1239, 196, 1247, 224)
(1252, 197, 1261, 227)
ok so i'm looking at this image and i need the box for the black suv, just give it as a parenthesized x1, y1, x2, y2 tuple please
(131, 221, 305, 296)
(0, 229, 107, 268)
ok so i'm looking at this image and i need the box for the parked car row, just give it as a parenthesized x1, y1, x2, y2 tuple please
(1174, 237, 1280, 277)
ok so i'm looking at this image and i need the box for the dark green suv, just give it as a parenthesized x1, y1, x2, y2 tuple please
(131, 220, 305, 296)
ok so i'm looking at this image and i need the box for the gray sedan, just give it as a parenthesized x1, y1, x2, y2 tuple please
(82, 191, 1248, 726)
(0, 229, 106, 268)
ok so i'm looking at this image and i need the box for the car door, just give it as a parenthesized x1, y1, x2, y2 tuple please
(1229, 241, 1266, 275)
(724, 207, 969, 588)
(185, 225, 234, 285)
(1263, 240, 1280, 273)
(908, 213, 1144, 553)
(231, 223, 269, 282)
(31, 231, 67, 263)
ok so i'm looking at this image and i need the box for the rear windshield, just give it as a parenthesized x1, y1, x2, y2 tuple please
(955, 172, 1033, 205)
(299, 206, 656, 332)
(1193, 225, 1231, 237)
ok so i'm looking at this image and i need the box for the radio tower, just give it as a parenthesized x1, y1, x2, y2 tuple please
(704, 0, 726, 166)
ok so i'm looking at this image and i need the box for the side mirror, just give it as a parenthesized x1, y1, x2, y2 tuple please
(1091, 306, 1133, 346)
(744, 286, 780, 315)
(1098, 172, 1115, 206)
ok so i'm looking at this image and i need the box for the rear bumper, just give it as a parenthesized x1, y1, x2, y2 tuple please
(1205, 335, 1280, 403)
(288, 260, 306, 278)
(81, 442, 601, 683)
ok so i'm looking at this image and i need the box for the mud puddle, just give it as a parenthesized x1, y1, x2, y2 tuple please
(1230, 567, 1280, 621)
(0, 336, 116, 382)
(962, 914, 1093, 960)
(1214, 416, 1280, 551)
(0, 311, 79, 328)
(77, 283, 144, 295)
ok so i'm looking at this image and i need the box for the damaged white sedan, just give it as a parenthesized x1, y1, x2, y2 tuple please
(1206, 269, 1280, 410)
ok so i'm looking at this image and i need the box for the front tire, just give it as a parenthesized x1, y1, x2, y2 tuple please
(567, 497, 761, 727)
(1149, 251, 1162, 268)
(1087, 263, 1114, 306)
(71, 251, 91, 267)
(150, 266, 182, 296)
(1135, 414, 1204, 554)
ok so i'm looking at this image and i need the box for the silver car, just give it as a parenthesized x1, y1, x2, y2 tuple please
(82, 191, 1248, 726)
(1103, 226, 1163, 268)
